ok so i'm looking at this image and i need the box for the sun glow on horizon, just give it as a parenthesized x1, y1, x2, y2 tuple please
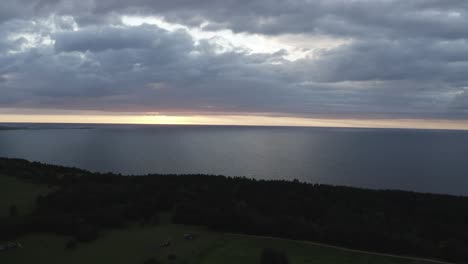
(1, 113, 468, 131)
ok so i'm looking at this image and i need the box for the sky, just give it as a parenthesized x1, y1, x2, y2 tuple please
(1, 0, 468, 129)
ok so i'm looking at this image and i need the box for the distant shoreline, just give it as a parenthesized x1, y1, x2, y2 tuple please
(0, 124, 93, 131)
(0, 126, 26, 131)
(1, 121, 468, 132)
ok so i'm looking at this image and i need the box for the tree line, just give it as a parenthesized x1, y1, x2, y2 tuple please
(1, 157, 468, 263)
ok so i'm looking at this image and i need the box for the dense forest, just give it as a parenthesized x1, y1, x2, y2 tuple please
(1, 157, 468, 263)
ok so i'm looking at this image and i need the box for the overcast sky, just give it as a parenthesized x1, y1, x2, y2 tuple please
(1, 0, 468, 124)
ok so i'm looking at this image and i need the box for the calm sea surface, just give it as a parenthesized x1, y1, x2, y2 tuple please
(1, 123, 468, 196)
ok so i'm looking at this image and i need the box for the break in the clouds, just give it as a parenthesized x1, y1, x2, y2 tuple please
(1, 0, 468, 119)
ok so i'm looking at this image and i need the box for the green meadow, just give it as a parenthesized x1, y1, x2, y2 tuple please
(0, 174, 441, 264)
(0, 174, 53, 218)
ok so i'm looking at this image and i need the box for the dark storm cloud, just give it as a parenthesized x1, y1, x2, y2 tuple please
(306, 39, 468, 82)
(39, 0, 468, 39)
(1, 0, 468, 119)
(1, 23, 299, 113)
(53, 25, 189, 52)
(3, 1, 468, 38)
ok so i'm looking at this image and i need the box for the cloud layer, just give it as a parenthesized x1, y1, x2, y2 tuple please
(1, 0, 468, 119)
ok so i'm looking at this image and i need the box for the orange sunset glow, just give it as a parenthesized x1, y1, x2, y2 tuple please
(1, 113, 468, 130)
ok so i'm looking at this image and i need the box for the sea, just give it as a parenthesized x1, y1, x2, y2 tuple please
(1, 123, 468, 196)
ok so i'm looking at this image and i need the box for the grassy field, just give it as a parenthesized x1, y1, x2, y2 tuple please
(0, 174, 440, 264)
(0, 174, 53, 218)
(1, 224, 437, 264)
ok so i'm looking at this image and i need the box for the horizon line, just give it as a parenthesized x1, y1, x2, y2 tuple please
(2, 114, 468, 131)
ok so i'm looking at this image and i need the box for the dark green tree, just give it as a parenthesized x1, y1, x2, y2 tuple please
(168, 254, 177, 261)
(9, 204, 17, 217)
(65, 240, 77, 250)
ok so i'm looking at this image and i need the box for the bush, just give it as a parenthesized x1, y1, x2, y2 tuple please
(75, 224, 99, 243)
(168, 253, 176, 261)
(65, 239, 77, 250)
